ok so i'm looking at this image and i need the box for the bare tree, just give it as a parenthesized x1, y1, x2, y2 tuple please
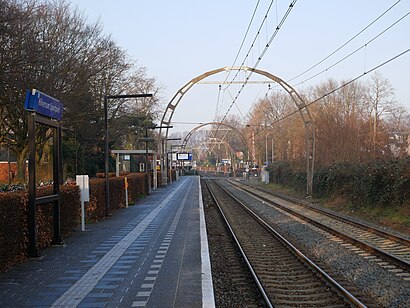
(0, 0, 162, 179)
(309, 79, 369, 165)
(246, 91, 305, 166)
(363, 72, 397, 159)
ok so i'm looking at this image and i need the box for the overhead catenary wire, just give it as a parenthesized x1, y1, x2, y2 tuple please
(217, 0, 297, 134)
(246, 48, 410, 136)
(271, 48, 410, 127)
(246, 83, 272, 119)
(292, 9, 410, 87)
(223, 0, 276, 91)
(287, 0, 402, 84)
(170, 121, 207, 125)
(221, 0, 261, 88)
(234, 101, 246, 120)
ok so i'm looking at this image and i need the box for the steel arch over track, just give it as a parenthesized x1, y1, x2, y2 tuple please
(182, 121, 249, 158)
(160, 66, 315, 195)
(196, 137, 236, 160)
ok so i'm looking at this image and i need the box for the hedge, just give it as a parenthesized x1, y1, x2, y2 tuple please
(0, 190, 27, 270)
(0, 185, 80, 271)
(87, 173, 147, 221)
(268, 158, 410, 207)
(0, 172, 148, 271)
(268, 161, 306, 193)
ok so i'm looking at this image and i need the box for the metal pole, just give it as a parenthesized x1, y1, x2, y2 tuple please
(28, 113, 39, 257)
(125, 177, 129, 208)
(145, 127, 149, 195)
(7, 146, 11, 185)
(75, 128, 78, 175)
(271, 138, 274, 163)
(265, 133, 268, 164)
(252, 132, 255, 167)
(104, 95, 110, 216)
(168, 151, 171, 183)
(162, 139, 168, 184)
(115, 153, 120, 177)
(52, 126, 62, 245)
(58, 126, 63, 185)
(81, 199, 85, 231)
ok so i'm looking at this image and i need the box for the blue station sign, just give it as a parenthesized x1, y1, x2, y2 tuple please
(177, 152, 193, 161)
(24, 89, 63, 120)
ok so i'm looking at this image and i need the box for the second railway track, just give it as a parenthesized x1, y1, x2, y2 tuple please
(228, 179, 410, 272)
(204, 178, 368, 307)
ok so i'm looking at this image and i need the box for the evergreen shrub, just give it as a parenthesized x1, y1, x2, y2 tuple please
(0, 172, 148, 271)
(269, 158, 410, 207)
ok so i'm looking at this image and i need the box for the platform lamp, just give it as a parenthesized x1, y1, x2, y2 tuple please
(164, 138, 181, 184)
(104, 93, 153, 217)
(139, 126, 173, 195)
(170, 144, 185, 178)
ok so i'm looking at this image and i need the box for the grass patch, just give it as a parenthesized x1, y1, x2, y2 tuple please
(349, 203, 410, 233)
(260, 182, 303, 198)
(263, 182, 410, 235)
(321, 198, 409, 235)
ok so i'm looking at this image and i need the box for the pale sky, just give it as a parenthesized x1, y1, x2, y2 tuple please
(69, 0, 410, 133)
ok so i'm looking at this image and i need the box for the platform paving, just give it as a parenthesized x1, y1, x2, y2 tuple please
(0, 176, 214, 307)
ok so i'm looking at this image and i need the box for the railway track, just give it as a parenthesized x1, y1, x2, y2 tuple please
(201, 180, 266, 307)
(204, 179, 367, 307)
(228, 179, 410, 274)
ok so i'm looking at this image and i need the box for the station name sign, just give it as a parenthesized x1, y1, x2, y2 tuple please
(177, 152, 193, 161)
(24, 89, 63, 120)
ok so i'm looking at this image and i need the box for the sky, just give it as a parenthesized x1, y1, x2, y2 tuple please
(68, 0, 410, 134)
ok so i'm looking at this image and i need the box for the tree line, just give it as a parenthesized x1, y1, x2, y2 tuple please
(246, 72, 409, 168)
(181, 73, 409, 170)
(0, 0, 162, 180)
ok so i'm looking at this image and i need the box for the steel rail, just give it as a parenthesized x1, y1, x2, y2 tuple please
(203, 180, 273, 308)
(230, 179, 410, 246)
(228, 179, 410, 271)
(207, 179, 367, 307)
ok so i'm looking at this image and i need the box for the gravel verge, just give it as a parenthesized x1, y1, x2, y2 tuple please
(219, 179, 410, 307)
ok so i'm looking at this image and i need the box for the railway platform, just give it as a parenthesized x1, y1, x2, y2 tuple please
(0, 176, 214, 307)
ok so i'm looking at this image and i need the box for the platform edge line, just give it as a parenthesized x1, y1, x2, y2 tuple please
(198, 176, 216, 308)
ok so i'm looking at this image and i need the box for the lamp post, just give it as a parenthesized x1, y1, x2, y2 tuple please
(104, 93, 153, 217)
(164, 138, 181, 184)
(141, 127, 153, 195)
(170, 144, 184, 179)
(139, 125, 173, 195)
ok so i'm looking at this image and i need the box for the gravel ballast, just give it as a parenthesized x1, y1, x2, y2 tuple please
(218, 179, 410, 307)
